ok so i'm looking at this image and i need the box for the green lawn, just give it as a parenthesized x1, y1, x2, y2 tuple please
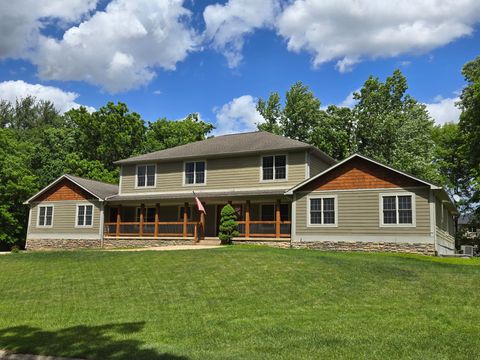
(0, 247, 479, 360)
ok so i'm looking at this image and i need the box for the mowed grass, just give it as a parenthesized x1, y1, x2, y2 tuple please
(0, 247, 479, 360)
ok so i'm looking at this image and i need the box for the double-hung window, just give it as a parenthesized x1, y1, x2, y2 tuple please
(37, 205, 53, 227)
(77, 204, 93, 227)
(381, 194, 414, 226)
(262, 155, 286, 181)
(137, 164, 156, 187)
(184, 161, 206, 185)
(308, 196, 336, 226)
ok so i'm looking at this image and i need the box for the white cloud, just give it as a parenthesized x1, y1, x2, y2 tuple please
(277, 0, 480, 71)
(0, 0, 98, 58)
(213, 95, 263, 135)
(203, 0, 280, 68)
(425, 96, 461, 125)
(33, 0, 198, 93)
(338, 89, 359, 108)
(0, 80, 94, 113)
(335, 56, 360, 73)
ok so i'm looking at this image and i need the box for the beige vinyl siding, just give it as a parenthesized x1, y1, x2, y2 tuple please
(309, 153, 331, 176)
(436, 226, 455, 246)
(29, 200, 101, 235)
(295, 187, 431, 236)
(120, 151, 307, 193)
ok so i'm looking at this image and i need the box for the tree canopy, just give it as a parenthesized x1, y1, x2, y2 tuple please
(0, 99, 214, 248)
(256, 70, 437, 182)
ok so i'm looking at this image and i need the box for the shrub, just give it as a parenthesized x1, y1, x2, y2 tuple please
(218, 204, 239, 245)
(10, 245, 20, 253)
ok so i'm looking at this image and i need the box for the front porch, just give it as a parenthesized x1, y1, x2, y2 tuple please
(103, 199, 291, 242)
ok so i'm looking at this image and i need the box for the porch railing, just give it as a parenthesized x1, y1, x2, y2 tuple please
(237, 220, 291, 238)
(104, 221, 199, 238)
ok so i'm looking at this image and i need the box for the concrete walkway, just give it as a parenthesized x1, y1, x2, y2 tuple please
(0, 350, 83, 360)
(108, 244, 223, 252)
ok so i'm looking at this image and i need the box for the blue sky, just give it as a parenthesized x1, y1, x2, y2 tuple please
(0, 0, 479, 134)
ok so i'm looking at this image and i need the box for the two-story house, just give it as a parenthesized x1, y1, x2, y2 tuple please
(24, 131, 457, 255)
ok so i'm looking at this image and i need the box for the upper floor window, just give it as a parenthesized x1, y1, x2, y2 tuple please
(262, 155, 286, 181)
(380, 193, 415, 226)
(137, 164, 156, 188)
(76, 204, 93, 227)
(184, 161, 206, 185)
(37, 205, 53, 227)
(308, 196, 336, 226)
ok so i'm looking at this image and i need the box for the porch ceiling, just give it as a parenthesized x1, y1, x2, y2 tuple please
(106, 188, 289, 202)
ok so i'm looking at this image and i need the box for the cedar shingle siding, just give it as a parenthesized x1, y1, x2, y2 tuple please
(303, 157, 421, 191)
(36, 179, 94, 201)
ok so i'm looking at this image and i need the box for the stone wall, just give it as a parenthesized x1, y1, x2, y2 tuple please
(233, 239, 435, 255)
(102, 238, 193, 249)
(26, 238, 194, 250)
(26, 238, 101, 250)
(293, 241, 435, 255)
(232, 240, 291, 248)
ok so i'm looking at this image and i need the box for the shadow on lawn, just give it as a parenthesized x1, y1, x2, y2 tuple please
(0, 322, 188, 360)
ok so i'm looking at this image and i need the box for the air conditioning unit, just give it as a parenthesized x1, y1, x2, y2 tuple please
(461, 245, 474, 256)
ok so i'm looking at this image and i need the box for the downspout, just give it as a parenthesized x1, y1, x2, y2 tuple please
(430, 189, 437, 255)
(99, 201, 105, 249)
(25, 204, 32, 250)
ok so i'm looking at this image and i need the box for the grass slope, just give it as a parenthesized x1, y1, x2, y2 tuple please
(0, 247, 479, 359)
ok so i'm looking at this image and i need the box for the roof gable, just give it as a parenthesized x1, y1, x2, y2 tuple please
(35, 178, 95, 202)
(25, 174, 118, 204)
(286, 154, 440, 194)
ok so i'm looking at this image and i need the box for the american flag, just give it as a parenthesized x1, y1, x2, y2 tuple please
(193, 191, 206, 213)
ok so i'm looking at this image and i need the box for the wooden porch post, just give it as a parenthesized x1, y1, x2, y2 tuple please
(116, 205, 122, 237)
(183, 202, 189, 238)
(275, 199, 281, 239)
(154, 203, 160, 238)
(139, 203, 145, 237)
(245, 200, 251, 239)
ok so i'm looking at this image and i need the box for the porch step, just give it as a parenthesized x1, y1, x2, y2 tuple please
(196, 239, 222, 246)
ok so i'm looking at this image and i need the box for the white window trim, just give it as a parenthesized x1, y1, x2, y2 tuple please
(260, 154, 289, 183)
(379, 192, 416, 228)
(36, 205, 54, 228)
(307, 195, 338, 227)
(135, 164, 157, 189)
(183, 160, 207, 186)
(178, 205, 193, 221)
(75, 204, 94, 228)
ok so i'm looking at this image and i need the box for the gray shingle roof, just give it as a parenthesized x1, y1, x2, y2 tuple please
(64, 174, 118, 200)
(114, 131, 336, 165)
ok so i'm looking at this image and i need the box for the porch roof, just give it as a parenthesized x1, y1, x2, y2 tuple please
(105, 188, 288, 202)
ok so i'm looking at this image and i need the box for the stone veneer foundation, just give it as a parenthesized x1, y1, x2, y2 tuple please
(291, 241, 435, 255)
(233, 239, 435, 255)
(26, 238, 194, 250)
(27, 238, 435, 255)
(26, 238, 102, 250)
(102, 238, 193, 249)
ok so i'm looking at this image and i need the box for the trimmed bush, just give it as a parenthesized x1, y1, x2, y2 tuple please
(218, 204, 239, 244)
